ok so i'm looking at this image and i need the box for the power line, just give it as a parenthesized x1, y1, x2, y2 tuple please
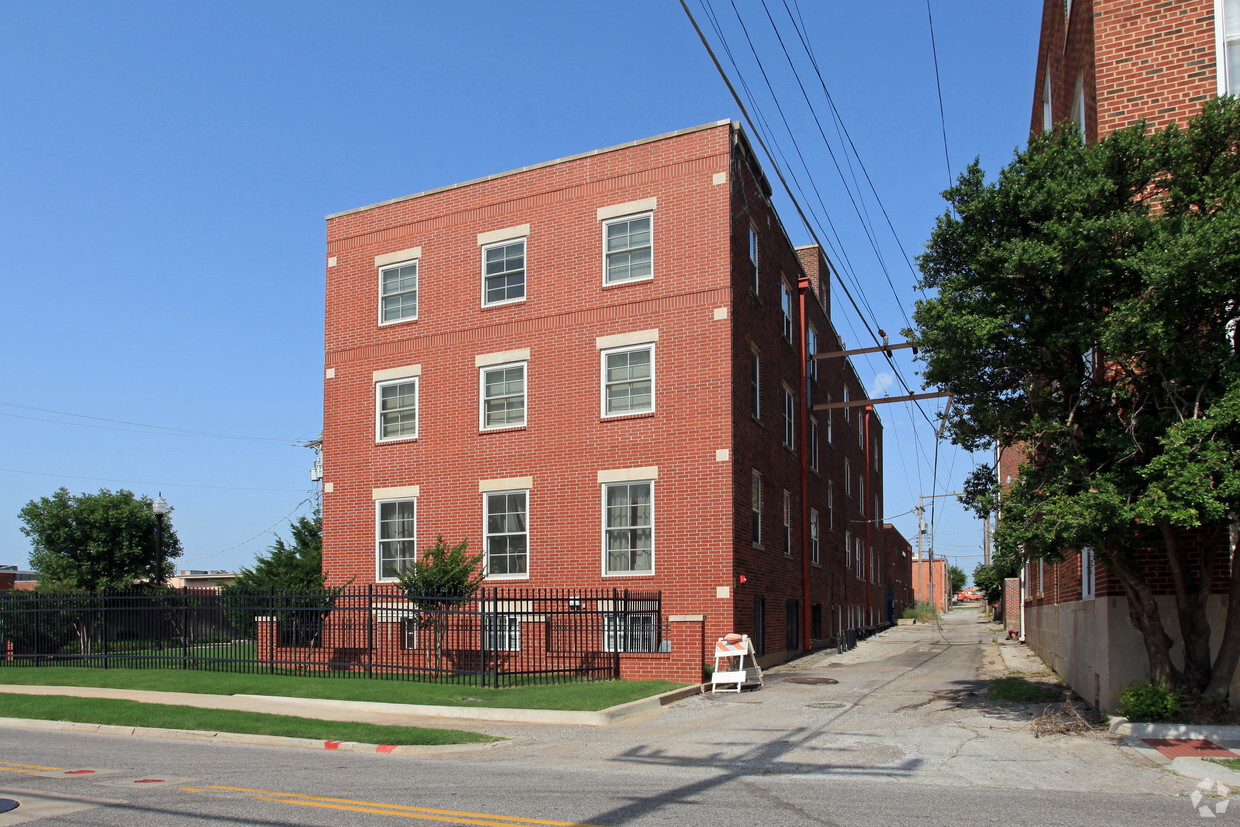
(181, 497, 315, 563)
(0, 466, 309, 493)
(0, 401, 301, 445)
(925, 0, 953, 191)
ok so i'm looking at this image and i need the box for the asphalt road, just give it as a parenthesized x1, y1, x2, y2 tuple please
(0, 608, 1215, 826)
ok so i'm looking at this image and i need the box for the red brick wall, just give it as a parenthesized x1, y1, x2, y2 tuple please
(1003, 577, 1021, 633)
(321, 122, 883, 678)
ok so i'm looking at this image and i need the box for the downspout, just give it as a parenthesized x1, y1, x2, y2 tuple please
(864, 405, 872, 627)
(797, 277, 812, 652)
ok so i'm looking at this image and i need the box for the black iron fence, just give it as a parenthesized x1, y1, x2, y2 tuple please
(0, 586, 662, 687)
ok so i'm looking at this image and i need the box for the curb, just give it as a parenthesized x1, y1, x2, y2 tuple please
(0, 716, 506, 756)
(1108, 717, 1240, 740)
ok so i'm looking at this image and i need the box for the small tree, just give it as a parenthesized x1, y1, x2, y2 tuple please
(395, 535, 483, 670)
(949, 565, 968, 595)
(20, 487, 182, 589)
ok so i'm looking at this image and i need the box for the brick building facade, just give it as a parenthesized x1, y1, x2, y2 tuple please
(1017, 0, 1239, 710)
(320, 121, 894, 682)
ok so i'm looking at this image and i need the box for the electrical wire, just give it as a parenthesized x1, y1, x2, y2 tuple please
(180, 497, 315, 562)
(0, 401, 300, 445)
(0, 466, 309, 493)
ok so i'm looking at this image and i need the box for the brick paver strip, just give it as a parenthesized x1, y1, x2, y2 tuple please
(1142, 739, 1238, 759)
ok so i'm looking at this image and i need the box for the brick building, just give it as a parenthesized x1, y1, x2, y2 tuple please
(911, 557, 949, 616)
(1016, 0, 1239, 710)
(320, 121, 895, 682)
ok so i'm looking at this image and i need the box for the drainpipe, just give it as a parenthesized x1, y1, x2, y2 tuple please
(864, 405, 872, 627)
(797, 277, 812, 652)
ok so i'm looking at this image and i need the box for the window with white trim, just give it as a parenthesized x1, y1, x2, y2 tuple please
(844, 531, 852, 568)
(604, 214, 652, 284)
(484, 490, 528, 577)
(1222, 0, 1240, 97)
(1081, 546, 1096, 600)
(782, 491, 792, 556)
(376, 378, 418, 441)
(750, 349, 761, 419)
(377, 498, 416, 581)
(810, 509, 820, 564)
(781, 280, 794, 341)
(748, 225, 759, 293)
(380, 260, 418, 323)
(827, 483, 834, 529)
(751, 471, 762, 545)
(859, 478, 865, 516)
(826, 406, 833, 444)
(482, 239, 526, 306)
(843, 386, 850, 422)
(1042, 70, 1053, 131)
(781, 385, 795, 448)
(604, 481, 653, 575)
(809, 417, 819, 472)
(602, 344, 653, 416)
(604, 613, 656, 652)
(480, 362, 527, 429)
(1038, 558, 1044, 595)
(484, 614, 521, 651)
(844, 460, 851, 496)
(806, 325, 818, 381)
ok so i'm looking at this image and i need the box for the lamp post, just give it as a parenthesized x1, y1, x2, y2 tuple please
(152, 494, 167, 586)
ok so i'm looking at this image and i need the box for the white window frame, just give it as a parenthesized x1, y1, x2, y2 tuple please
(810, 509, 820, 564)
(483, 489, 529, 579)
(479, 361, 527, 430)
(843, 386, 850, 422)
(484, 614, 521, 651)
(844, 531, 852, 568)
(603, 612, 657, 653)
(378, 258, 419, 326)
(1219, 0, 1240, 97)
(601, 343, 655, 418)
(859, 478, 865, 516)
(376, 497, 416, 583)
(1081, 545, 1096, 601)
(780, 279, 794, 341)
(602, 480, 654, 576)
(748, 225, 759, 294)
(1038, 558, 1045, 595)
(1042, 69, 1053, 131)
(806, 325, 818, 381)
(602, 212, 653, 285)
(809, 417, 819, 472)
(782, 491, 792, 556)
(750, 348, 761, 419)
(781, 384, 795, 448)
(827, 483, 834, 530)
(844, 460, 851, 496)
(826, 405, 833, 444)
(375, 377, 419, 442)
(481, 238, 527, 308)
(751, 470, 762, 546)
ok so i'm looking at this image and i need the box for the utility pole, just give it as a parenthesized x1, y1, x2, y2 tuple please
(916, 490, 961, 614)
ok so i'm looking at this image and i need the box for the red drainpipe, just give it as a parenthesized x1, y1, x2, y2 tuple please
(798, 277, 812, 652)
(864, 405, 873, 627)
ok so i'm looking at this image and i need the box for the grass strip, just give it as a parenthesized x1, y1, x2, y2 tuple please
(0, 666, 682, 711)
(988, 676, 1064, 703)
(0, 694, 497, 746)
(1206, 757, 1240, 771)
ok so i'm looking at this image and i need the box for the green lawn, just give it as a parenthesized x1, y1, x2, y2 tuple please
(0, 666, 684, 711)
(0, 694, 495, 746)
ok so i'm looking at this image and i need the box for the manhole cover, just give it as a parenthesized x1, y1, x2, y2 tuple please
(784, 677, 839, 685)
(806, 702, 846, 709)
(0, 799, 18, 813)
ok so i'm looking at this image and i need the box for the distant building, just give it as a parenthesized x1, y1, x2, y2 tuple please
(167, 570, 238, 590)
(911, 556, 949, 615)
(0, 565, 37, 592)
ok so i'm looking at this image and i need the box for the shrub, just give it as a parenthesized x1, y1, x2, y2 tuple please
(1118, 680, 1186, 722)
(901, 601, 940, 623)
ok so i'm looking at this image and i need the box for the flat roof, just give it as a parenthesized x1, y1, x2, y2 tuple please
(327, 120, 735, 221)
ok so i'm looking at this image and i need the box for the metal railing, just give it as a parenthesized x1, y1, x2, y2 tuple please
(0, 586, 662, 687)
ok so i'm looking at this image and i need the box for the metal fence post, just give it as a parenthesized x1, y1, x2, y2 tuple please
(268, 586, 275, 676)
(367, 584, 374, 679)
(479, 587, 488, 689)
(181, 587, 189, 670)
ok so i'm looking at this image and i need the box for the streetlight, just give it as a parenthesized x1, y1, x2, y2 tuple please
(152, 494, 167, 586)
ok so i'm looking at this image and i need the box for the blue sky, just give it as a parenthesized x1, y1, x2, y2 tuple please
(0, 1, 1042, 579)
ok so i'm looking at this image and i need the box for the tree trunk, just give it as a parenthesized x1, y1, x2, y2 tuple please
(1206, 523, 1240, 698)
(1108, 542, 1182, 686)
(1162, 521, 1217, 695)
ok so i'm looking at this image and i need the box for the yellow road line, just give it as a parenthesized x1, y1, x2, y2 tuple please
(0, 761, 62, 771)
(209, 785, 606, 827)
(254, 796, 558, 827)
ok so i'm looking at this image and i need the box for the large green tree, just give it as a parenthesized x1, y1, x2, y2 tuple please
(228, 511, 324, 593)
(19, 487, 182, 590)
(911, 97, 1240, 698)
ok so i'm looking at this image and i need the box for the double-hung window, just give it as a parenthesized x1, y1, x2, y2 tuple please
(844, 531, 852, 568)
(376, 377, 418, 441)
(844, 460, 851, 496)
(748, 225, 759, 293)
(376, 498, 416, 581)
(484, 490, 528, 577)
(826, 406, 833, 444)
(781, 280, 794, 341)
(480, 362, 527, 430)
(810, 510, 820, 564)
(809, 417, 819, 472)
(602, 344, 654, 416)
(806, 325, 818, 381)
(1221, 0, 1240, 97)
(859, 479, 865, 516)
(604, 612, 656, 653)
(482, 239, 526, 306)
(484, 614, 521, 651)
(751, 471, 762, 545)
(781, 385, 795, 448)
(603, 481, 653, 575)
(379, 260, 419, 324)
(782, 491, 792, 556)
(843, 386, 850, 422)
(750, 350, 761, 418)
(827, 483, 834, 529)
(603, 214, 652, 284)
(1081, 546, 1096, 600)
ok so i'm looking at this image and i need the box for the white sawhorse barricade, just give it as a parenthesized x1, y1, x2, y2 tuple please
(711, 634, 764, 693)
